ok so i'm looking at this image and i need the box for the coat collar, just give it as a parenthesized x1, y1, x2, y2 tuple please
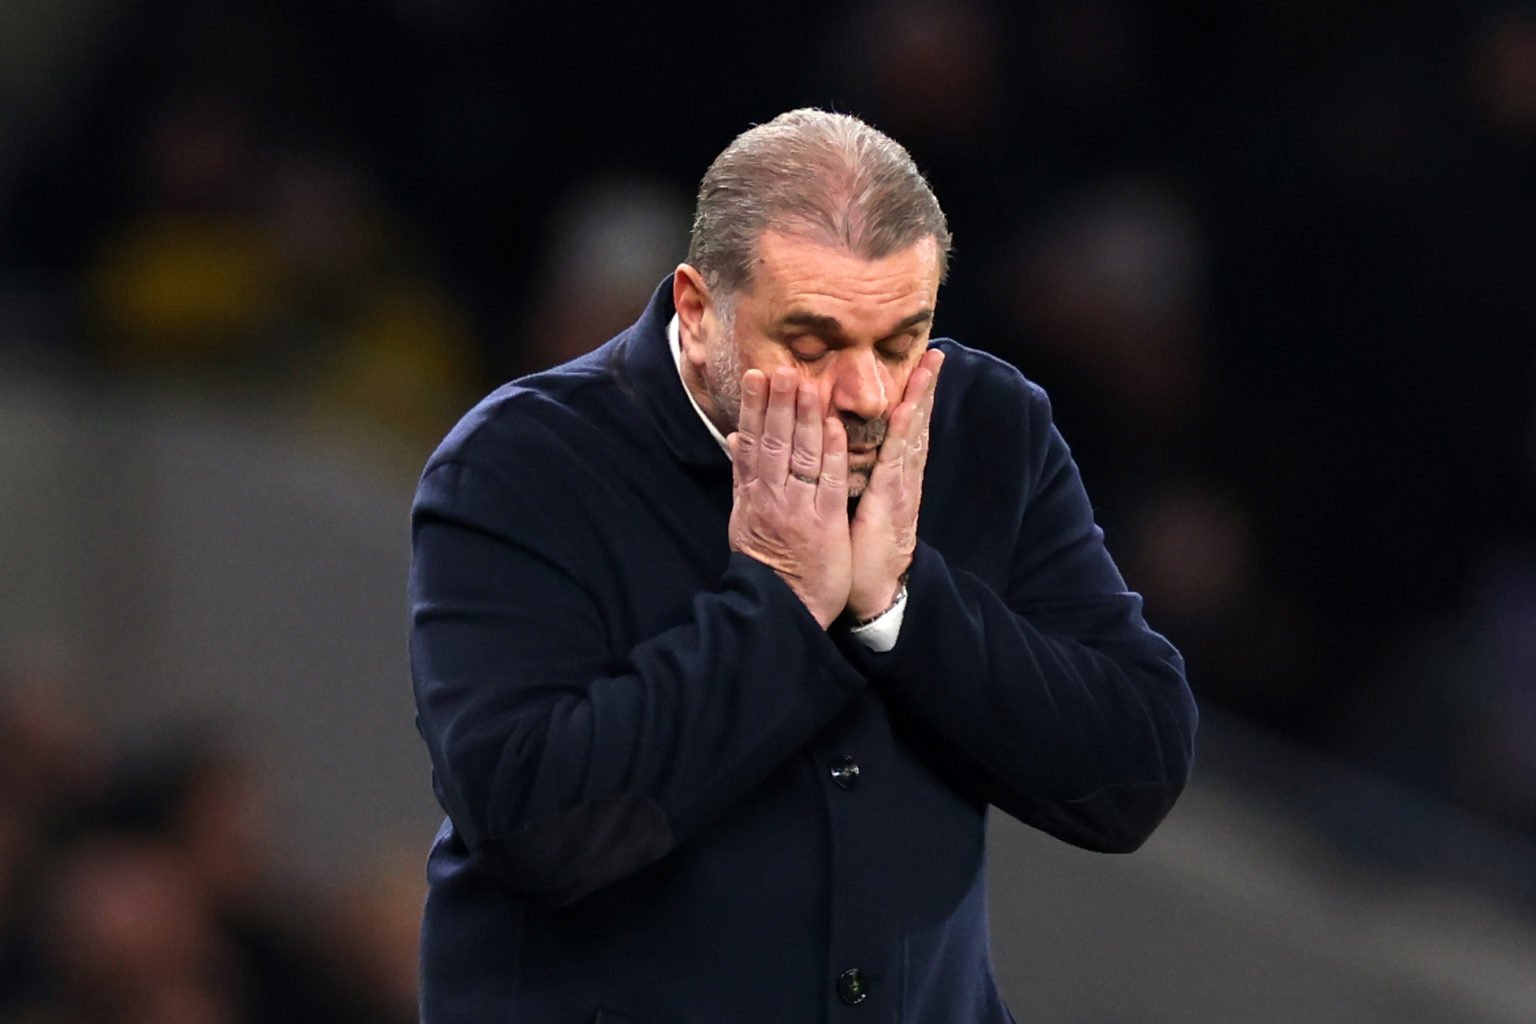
(613, 277, 733, 472)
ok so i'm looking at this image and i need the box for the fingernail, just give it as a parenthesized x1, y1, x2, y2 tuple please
(773, 370, 793, 392)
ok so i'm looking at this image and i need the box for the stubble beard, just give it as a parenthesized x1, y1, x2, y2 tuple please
(702, 309, 744, 434)
(841, 420, 884, 501)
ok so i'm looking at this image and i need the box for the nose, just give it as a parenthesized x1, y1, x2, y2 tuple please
(830, 348, 888, 422)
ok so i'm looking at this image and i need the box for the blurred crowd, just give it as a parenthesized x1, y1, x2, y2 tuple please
(1, 0, 1535, 996)
(0, 678, 417, 1024)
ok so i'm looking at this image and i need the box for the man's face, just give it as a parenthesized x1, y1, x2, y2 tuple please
(680, 231, 942, 497)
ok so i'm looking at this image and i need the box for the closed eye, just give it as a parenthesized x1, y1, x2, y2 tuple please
(877, 334, 920, 361)
(787, 337, 829, 362)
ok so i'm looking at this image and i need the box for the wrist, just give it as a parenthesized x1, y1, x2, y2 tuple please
(794, 589, 844, 632)
(846, 571, 909, 626)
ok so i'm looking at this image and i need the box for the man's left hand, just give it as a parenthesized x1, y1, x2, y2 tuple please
(848, 348, 944, 620)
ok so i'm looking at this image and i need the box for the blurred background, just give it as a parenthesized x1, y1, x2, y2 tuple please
(1, 0, 1533, 1021)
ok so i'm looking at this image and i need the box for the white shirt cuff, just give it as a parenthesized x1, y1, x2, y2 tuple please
(848, 584, 906, 652)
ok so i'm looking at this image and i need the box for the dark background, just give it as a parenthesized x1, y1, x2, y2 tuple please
(2, 1, 1534, 1020)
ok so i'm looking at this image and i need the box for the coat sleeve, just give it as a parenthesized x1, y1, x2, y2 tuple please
(409, 455, 865, 908)
(839, 379, 1197, 852)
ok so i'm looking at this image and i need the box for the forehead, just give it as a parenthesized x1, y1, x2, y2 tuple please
(744, 230, 940, 329)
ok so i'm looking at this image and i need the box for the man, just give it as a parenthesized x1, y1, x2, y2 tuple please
(409, 109, 1196, 1023)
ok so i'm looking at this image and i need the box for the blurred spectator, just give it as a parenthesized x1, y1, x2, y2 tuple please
(997, 173, 1207, 431)
(88, 90, 279, 374)
(87, 90, 478, 459)
(1470, 7, 1536, 141)
(0, 717, 417, 1023)
(519, 176, 692, 374)
(330, 846, 431, 1023)
(1337, 546, 1536, 838)
(0, 678, 107, 1017)
(1128, 478, 1324, 729)
(26, 835, 241, 1024)
(266, 150, 480, 461)
(837, 0, 1005, 145)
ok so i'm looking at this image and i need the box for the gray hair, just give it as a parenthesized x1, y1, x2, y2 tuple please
(686, 108, 952, 298)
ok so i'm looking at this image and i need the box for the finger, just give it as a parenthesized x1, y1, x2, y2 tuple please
(733, 371, 768, 484)
(888, 351, 942, 475)
(733, 370, 768, 483)
(901, 349, 943, 408)
(727, 432, 755, 493)
(869, 351, 944, 496)
(738, 368, 768, 438)
(758, 367, 797, 485)
(874, 400, 913, 477)
(897, 348, 938, 402)
(921, 346, 945, 378)
(907, 410, 932, 496)
(909, 362, 938, 448)
(921, 350, 943, 406)
(789, 383, 824, 489)
(816, 416, 848, 519)
(899, 401, 931, 495)
(902, 366, 933, 407)
(908, 350, 943, 476)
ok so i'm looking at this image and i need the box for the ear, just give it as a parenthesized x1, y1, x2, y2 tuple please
(672, 264, 713, 371)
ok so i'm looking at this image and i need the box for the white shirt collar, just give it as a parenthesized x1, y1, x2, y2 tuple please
(668, 313, 730, 455)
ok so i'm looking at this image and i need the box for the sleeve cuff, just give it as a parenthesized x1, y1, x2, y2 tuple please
(848, 583, 907, 652)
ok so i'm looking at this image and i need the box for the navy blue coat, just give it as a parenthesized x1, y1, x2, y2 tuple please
(408, 280, 1197, 1023)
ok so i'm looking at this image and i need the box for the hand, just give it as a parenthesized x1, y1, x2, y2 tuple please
(848, 348, 944, 619)
(728, 367, 853, 629)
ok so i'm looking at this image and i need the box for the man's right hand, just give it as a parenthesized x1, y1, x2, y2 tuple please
(727, 367, 852, 629)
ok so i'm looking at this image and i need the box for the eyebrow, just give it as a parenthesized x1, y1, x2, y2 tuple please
(775, 308, 935, 341)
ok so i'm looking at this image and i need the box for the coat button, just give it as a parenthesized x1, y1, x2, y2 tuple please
(829, 755, 861, 789)
(836, 968, 869, 1004)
